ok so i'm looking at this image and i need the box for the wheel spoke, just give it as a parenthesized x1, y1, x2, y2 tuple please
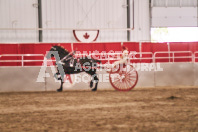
(125, 77, 135, 86)
(109, 65, 138, 91)
(124, 77, 132, 87)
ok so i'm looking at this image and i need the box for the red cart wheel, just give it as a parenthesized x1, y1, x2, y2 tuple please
(109, 65, 138, 91)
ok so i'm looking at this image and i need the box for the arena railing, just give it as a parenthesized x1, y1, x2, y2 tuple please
(77, 52, 153, 65)
(194, 51, 198, 63)
(0, 52, 153, 67)
(0, 54, 45, 67)
(153, 51, 193, 63)
(0, 51, 195, 67)
(131, 52, 153, 62)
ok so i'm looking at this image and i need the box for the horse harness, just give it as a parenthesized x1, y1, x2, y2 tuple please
(58, 50, 77, 67)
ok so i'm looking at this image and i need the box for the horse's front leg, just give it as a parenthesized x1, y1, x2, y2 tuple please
(56, 72, 64, 92)
(56, 63, 65, 92)
(57, 80, 64, 92)
(54, 72, 64, 92)
(54, 72, 62, 80)
(92, 74, 99, 91)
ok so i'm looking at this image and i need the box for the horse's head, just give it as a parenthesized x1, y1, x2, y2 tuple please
(45, 46, 58, 59)
(45, 45, 69, 59)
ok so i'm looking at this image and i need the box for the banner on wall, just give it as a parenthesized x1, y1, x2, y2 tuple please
(73, 30, 99, 43)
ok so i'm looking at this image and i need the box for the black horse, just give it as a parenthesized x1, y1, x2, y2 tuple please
(45, 45, 100, 92)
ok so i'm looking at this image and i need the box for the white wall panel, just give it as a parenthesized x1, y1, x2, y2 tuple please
(1, 63, 198, 92)
(130, 0, 150, 41)
(155, 63, 194, 87)
(193, 63, 198, 86)
(151, 0, 198, 27)
(0, 0, 151, 42)
(151, 7, 198, 27)
(152, 0, 197, 7)
(0, 0, 38, 42)
(0, 67, 45, 92)
(42, 0, 128, 42)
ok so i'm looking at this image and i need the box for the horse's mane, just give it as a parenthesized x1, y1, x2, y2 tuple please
(53, 45, 69, 55)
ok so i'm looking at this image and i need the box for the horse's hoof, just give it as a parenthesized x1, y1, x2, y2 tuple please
(92, 88, 97, 91)
(57, 89, 62, 92)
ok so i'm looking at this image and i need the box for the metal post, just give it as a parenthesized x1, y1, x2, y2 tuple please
(127, 0, 130, 41)
(22, 55, 24, 67)
(71, 43, 74, 51)
(172, 53, 174, 63)
(167, 42, 170, 62)
(38, 0, 43, 42)
(197, 0, 198, 26)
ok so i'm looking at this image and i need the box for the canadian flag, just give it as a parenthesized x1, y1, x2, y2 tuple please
(83, 32, 90, 39)
(73, 30, 99, 42)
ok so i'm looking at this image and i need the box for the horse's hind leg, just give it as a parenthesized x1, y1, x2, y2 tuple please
(90, 78, 94, 88)
(92, 74, 99, 91)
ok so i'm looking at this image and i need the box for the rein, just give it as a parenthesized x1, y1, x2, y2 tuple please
(60, 50, 75, 62)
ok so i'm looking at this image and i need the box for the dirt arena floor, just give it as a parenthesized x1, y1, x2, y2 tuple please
(0, 88, 197, 132)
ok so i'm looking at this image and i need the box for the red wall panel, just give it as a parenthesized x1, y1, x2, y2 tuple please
(152, 43, 169, 62)
(123, 42, 139, 52)
(0, 44, 19, 54)
(141, 42, 153, 63)
(73, 43, 94, 53)
(104, 42, 121, 52)
(73, 42, 121, 64)
(192, 42, 198, 62)
(1, 42, 198, 66)
(0, 44, 20, 66)
(170, 42, 193, 62)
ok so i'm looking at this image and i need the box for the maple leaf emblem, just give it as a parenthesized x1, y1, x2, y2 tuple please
(83, 32, 90, 39)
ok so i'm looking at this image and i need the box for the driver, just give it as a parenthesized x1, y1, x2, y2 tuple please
(112, 45, 129, 68)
